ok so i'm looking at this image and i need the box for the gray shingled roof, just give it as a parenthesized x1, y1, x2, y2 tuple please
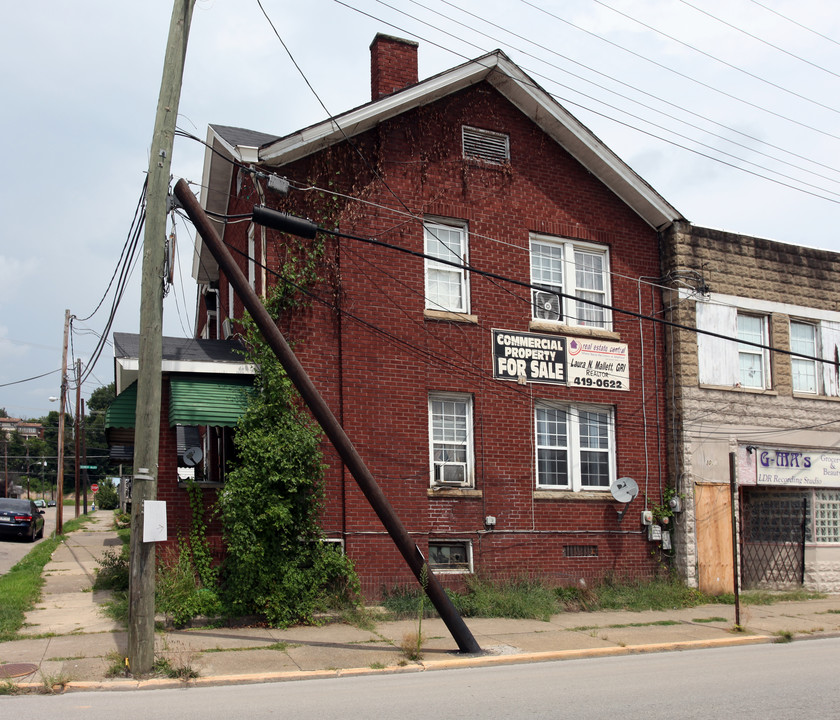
(210, 124, 280, 150)
(113, 332, 247, 364)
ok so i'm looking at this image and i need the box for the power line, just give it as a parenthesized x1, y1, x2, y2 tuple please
(0, 369, 61, 388)
(329, 0, 840, 203)
(677, 0, 840, 80)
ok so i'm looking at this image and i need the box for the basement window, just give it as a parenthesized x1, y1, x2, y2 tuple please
(428, 540, 473, 573)
(462, 126, 509, 164)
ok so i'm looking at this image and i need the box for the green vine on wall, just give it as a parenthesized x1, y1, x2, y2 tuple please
(184, 479, 217, 589)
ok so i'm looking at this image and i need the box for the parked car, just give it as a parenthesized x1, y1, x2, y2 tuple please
(0, 498, 45, 542)
(34, 499, 47, 510)
(47, 500, 56, 507)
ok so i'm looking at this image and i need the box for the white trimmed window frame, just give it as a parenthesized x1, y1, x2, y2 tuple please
(737, 313, 770, 389)
(428, 392, 474, 488)
(529, 234, 611, 329)
(694, 294, 840, 397)
(535, 402, 615, 492)
(424, 219, 469, 314)
(790, 320, 818, 394)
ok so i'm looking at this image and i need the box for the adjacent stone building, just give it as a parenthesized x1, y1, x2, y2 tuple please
(662, 222, 840, 593)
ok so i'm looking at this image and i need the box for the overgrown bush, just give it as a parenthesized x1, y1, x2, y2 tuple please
(156, 543, 222, 628)
(93, 547, 129, 591)
(95, 481, 119, 510)
(218, 314, 359, 626)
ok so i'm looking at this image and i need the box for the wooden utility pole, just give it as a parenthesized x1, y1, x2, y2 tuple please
(56, 308, 70, 535)
(127, 0, 195, 676)
(74, 359, 82, 518)
(82, 399, 88, 514)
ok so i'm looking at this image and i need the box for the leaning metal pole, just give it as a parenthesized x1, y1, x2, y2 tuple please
(174, 180, 480, 654)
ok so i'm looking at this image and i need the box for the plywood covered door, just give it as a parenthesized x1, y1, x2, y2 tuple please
(695, 483, 733, 595)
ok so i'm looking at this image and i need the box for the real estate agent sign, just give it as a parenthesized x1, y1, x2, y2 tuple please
(566, 336, 630, 391)
(492, 330, 629, 390)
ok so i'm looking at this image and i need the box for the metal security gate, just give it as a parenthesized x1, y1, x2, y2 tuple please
(740, 490, 807, 589)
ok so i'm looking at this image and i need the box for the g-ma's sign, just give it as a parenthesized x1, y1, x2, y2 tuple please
(756, 448, 840, 489)
(492, 330, 629, 390)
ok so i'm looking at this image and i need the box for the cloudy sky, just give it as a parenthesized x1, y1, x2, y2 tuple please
(2, 0, 839, 420)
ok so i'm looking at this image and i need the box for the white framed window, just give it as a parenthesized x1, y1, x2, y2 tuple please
(697, 303, 773, 389)
(429, 393, 474, 487)
(790, 321, 817, 394)
(737, 313, 770, 389)
(530, 236, 610, 329)
(424, 219, 469, 313)
(535, 403, 614, 491)
(428, 540, 473, 573)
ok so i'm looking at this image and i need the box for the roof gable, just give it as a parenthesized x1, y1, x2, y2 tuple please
(257, 50, 682, 230)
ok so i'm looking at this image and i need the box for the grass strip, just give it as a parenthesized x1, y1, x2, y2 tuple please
(0, 515, 90, 642)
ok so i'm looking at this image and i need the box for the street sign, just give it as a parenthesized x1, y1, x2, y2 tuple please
(80, 465, 97, 470)
(91, 483, 99, 493)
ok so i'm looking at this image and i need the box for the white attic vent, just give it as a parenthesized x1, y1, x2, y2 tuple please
(462, 126, 509, 164)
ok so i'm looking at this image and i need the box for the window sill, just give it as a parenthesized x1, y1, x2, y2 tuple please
(698, 384, 778, 395)
(424, 309, 478, 324)
(428, 487, 483, 499)
(177, 480, 224, 490)
(792, 391, 839, 401)
(534, 490, 611, 501)
(528, 320, 619, 341)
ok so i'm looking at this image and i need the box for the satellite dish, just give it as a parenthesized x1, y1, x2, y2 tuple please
(610, 476, 638, 503)
(183, 446, 203, 467)
(610, 477, 638, 522)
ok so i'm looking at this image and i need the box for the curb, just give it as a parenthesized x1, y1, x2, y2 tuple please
(11, 633, 776, 694)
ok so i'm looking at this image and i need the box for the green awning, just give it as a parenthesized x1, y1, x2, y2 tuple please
(168, 375, 253, 428)
(105, 375, 253, 430)
(105, 381, 138, 429)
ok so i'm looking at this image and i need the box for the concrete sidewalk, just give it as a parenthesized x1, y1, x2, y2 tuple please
(2, 510, 840, 692)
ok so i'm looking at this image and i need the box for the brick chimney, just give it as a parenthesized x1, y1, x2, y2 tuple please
(370, 33, 419, 101)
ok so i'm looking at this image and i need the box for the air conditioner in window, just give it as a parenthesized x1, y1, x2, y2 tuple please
(435, 463, 467, 486)
(533, 290, 561, 321)
(221, 317, 233, 339)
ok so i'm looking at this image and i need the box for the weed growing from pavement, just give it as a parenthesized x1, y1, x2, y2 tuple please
(104, 651, 130, 678)
(716, 589, 825, 605)
(39, 671, 70, 694)
(153, 657, 199, 680)
(0, 680, 21, 695)
(153, 638, 199, 680)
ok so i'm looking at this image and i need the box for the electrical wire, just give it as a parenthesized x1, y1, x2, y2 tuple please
(330, 0, 840, 204)
(427, 0, 840, 187)
(0, 369, 61, 388)
(676, 0, 840, 81)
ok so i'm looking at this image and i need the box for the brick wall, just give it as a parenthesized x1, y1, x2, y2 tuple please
(209, 81, 668, 598)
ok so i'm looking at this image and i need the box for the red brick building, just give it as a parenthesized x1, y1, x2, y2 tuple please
(191, 35, 684, 596)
